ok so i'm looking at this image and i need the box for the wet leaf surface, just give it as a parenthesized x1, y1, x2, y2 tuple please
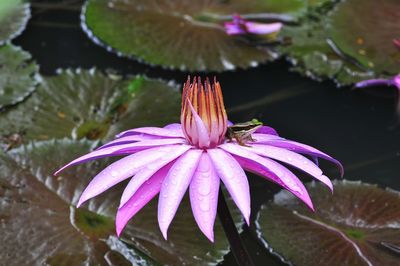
(0, 69, 180, 146)
(0, 44, 39, 110)
(1, 139, 243, 265)
(0, 0, 30, 44)
(256, 180, 400, 266)
(328, 0, 400, 75)
(82, 0, 289, 72)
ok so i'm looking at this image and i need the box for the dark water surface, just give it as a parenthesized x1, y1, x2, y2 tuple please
(14, 1, 400, 265)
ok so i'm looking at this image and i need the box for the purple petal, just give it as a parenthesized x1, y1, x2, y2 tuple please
(355, 78, 394, 88)
(163, 123, 183, 132)
(158, 149, 203, 239)
(393, 74, 400, 88)
(54, 138, 186, 175)
(224, 22, 246, 35)
(116, 126, 184, 138)
(187, 100, 210, 148)
(97, 134, 166, 150)
(254, 139, 344, 177)
(77, 145, 185, 207)
(255, 126, 279, 136)
(207, 149, 251, 224)
(119, 145, 191, 208)
(189, 153, 220, 242)
(116, 162, 173, 236)
(245, 21, 283, 35)
(247, 144, 332, 191)
(219, 143, 314, 211)
(251, 133, 284, 142)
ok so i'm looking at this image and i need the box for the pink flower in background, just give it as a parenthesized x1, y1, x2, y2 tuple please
(355, 74, 400, 90)
(224, 14, 283, 36)
(55, 77, 342, 242)
(393, 39, 400, 49)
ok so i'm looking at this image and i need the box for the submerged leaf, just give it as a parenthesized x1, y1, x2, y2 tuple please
(256, 180, 400, 266)
(1, 139, 242, 264)
(0, 0, 30, 44)
(0, 69, 180, 147)
(0, 44, 39, 110)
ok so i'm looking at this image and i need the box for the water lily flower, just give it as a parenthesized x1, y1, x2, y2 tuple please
(393, 39, 400, 49)
(55, 77, 342, 242)
(224, 14, 283, 36)
(355, 74, 400, 90)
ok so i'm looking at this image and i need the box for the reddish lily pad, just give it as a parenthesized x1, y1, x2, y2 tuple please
(0, 69, 180, 147)
(256, 180, 400, 266)
(0, 0, 30, 45)
(2, 139, 243, 265)
(0, 44, 39, 110)
(328, 0, 400, 75)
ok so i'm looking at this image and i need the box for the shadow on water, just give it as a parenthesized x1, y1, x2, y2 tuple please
(13, 0, 400, 265)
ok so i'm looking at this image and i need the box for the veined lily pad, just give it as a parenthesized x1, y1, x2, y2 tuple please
(328, 0, 400, 75)
(0, 69, 180, 147)
(2, 139, 243, 265)
(256, 180, 400, 266)
(0, 0, 30, 45)
(0, 44, 39, 110)
(82, 0, 293, 72)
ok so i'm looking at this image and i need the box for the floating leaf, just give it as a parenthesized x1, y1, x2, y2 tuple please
(328, 0, 400, 75)
(0, 0, 30, 44)
(0, 44, 39, 110)
(0, 69, 180, 146)
(1, 139, 243, 265)
(256, 180, 400, 266)
(82, 0, 293, 71)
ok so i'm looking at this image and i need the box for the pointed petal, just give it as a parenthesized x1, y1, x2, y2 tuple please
(189, 153, 219, 242)
(354, 78, 393, 88)
(251, 133, 284, 142)
(54, 138, 186, 175)
(97, 134, 164, 150)
(247, 144, 333, 191)
(256, 139, 344, 177)
(255, 126, 279, 136)
(116, 163, 173, 236)
(119, 145, 191, 208)
(163, 123, 183, 132)
(116, 126, 184, 138)
(207, 149, 251, 224)
(187, 100, 210, 148)
(245, 22, 283, 35)
(158, 149, 203, 239)
(77, 145, 184, 207)
(220, 144, 314, 211)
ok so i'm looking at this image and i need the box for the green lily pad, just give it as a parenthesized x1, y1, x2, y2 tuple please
(0, 0, 30, 45)
(328, 0, 400, 75)
(2, 139, 243, 265)
(256, 180, 400, 266)
(279, 16, 374, 86)
(0, 69, 180, 147)
(0, 44, 39, 110)
(82, 0, 293, 72)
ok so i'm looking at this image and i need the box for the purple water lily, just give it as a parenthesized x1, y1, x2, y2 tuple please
(224, 14, 282, 36)
(355, 74, 400, 90)
(393, 39, 400, 49)
(55, 77, 342, 242)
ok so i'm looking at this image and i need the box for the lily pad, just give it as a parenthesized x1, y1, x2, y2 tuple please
(279, 15, 374, 86)
(0, 69, 180, 146)
(0, 0, 30, 45)
(2, 139, 243, 265)
(82, 0, 289, 72)
(256, 180, 400, 266)
(328, 0, 400, 75)
(0, 44, 39, 110)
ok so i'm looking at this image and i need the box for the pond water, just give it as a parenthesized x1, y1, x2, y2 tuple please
(9, 0, 400, 265)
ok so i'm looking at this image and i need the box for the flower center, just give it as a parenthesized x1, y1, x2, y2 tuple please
(180, 77, 228, 148)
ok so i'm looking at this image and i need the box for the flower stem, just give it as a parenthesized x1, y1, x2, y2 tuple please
(218, 188, 254, 266)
